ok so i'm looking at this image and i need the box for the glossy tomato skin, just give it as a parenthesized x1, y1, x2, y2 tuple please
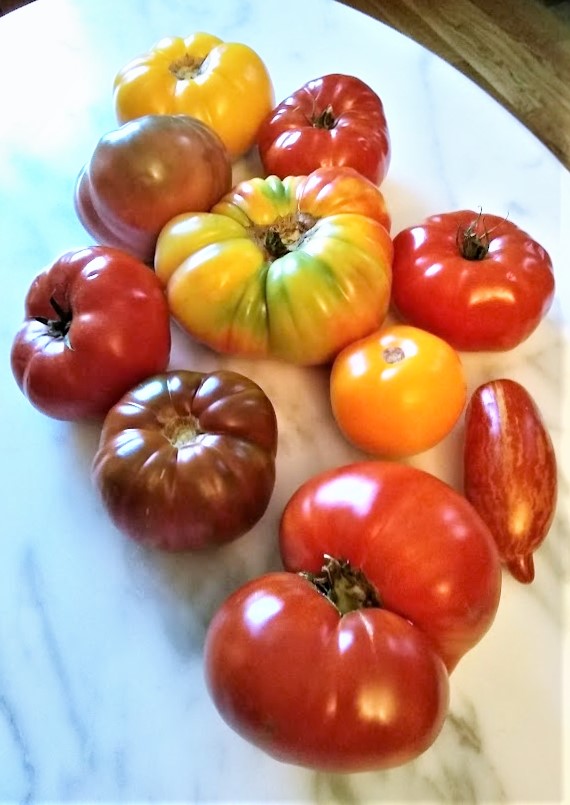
(391, 210, 555, 351)
(257, 74, 391, 185)
(330, 324, 466, 457)
(92, 369, 278, 551)
(74, 114, 232, 263)
(155, 166, 393, 365)
(10, 247, 171, 421)
(280, 462, 502, 673)
(463, 378, 557, 583)
(204, 571, 449, 773)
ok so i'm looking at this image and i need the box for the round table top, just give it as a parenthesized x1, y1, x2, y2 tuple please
(0, 0, 567, 802)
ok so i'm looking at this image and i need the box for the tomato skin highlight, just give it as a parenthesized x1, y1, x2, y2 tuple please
(330, 324, 466, 457)
(391, 210, 555, 351)
(463, 378, 557, 583)
(257, 73, 391, 185)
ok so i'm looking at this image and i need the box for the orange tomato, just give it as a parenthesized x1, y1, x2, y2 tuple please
(330, 324, 466, 458)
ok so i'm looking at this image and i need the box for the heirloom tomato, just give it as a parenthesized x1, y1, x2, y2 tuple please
(155, 166, 393, 365)
(74, 114, 232, 264)
(204, 462, 501, 772)
(92, 369, 278, 551)
(463, 378, 557, 584)
(257, 73, 391, 184)
(391, 210, 555, 351)
(330, 324, 466, 457)
(113, 32, 274, 158)
(10, 247, 171, 421)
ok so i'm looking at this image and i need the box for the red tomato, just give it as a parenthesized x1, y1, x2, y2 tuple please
(10, 247, 171, 421)
(204, 462, 501, 772)
(463, 378, 557, 583)
(205, 571, 449, 773)
(256, 74, 390, 185)
(391, 210, 555, 351)
(74, 114, 232, 264)
(92, 369, 278, 550)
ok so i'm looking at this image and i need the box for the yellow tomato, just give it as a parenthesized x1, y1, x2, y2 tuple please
(330, 324, 467, 458)
(154, 168, 393, 366)
(113, 32, 274, 159)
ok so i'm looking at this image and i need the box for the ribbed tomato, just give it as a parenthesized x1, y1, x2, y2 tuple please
(92, 369, 278, 551)
(256, 73, 390, 184)
(204, 461, 501, 772)
(391, 210, 555, 351)
(155, 166, 393, 365)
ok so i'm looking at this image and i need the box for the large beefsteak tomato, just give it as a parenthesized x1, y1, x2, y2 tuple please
(10, 247, 171, 421)
(391, 210, 555, 351)
(155, 166, 393, 365)
(204, 462, 502, 773)
(92, 369, 278, 551)
(256, 73, 391, 184)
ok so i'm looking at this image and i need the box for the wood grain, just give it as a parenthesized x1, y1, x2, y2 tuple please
(1, 0, 569, 167)
(341, 0, 570, 167)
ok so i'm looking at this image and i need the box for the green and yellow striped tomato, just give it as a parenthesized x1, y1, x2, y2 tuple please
(155, 166, 393, 365)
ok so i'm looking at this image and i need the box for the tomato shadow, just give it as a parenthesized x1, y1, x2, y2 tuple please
(123, 503, 286, 651)
(66, 418, 104, 471)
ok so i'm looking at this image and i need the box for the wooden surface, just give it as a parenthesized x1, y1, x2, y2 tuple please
(341, 0, 570, 167)
(1, 0, 569, 167)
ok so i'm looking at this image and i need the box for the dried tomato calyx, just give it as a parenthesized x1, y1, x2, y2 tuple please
(162, 415, 202, 448)
(312, 105, 336, 130)
(383, 346, 405, 364)
(254, 212, 318, 260)
(301, 555, 382, 615)
(457, 211, 495, 260)
(169, 52, 208, 80)
(34, 296, 72, 340)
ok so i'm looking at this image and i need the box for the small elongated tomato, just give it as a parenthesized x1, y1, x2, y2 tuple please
(463, 378, 557, 583)
(330, 324, 466, 457)
(92, 369, 278, 551)
(155, 166, 392, 365)
(113, 32, 274, 158)
(10, 247, 171, 421)
(256, 73, 391, 184)
(391, 210, 555, 351)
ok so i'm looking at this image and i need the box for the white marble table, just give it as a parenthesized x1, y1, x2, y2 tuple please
(0, 0, 567, 802)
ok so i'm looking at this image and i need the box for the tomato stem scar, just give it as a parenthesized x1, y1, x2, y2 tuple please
(301, 555, 382, 615)
(312, 105, 336, 130)
(253, 212, 317, 260)
(162, 415, 202, 448)
(34, 296, 72, 339)
(383, 346, 405, 364)
(457, 209, 509, 260)
(169, 52, 208, 80)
